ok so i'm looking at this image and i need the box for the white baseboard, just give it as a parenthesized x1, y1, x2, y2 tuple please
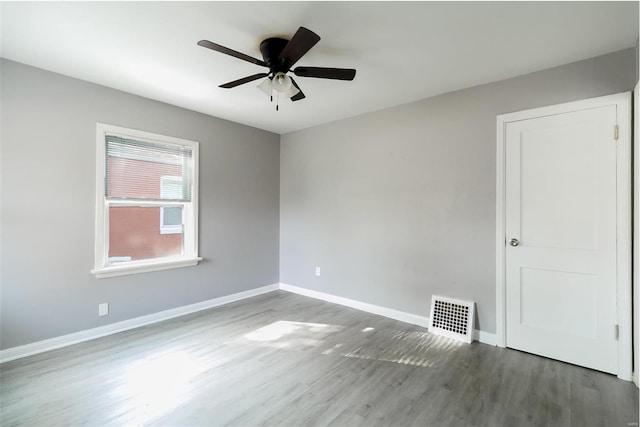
(279, 283, 431, 328)
(1, 282, 498, 363)
(472, 329, 498, 346)
(279, 283, 497, 346)
(0, 283, 279, 364)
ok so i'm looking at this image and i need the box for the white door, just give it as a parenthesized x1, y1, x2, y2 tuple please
(505, 105, 618, 374)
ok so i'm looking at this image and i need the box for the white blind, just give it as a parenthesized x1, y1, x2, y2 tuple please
(105, 135, 192, 201)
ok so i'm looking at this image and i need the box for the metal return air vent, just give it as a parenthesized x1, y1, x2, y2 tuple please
(428, 295, 475, 343)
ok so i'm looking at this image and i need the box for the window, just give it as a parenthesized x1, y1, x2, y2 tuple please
(93, 123, 200, 278)
(160, 176, 183, 234)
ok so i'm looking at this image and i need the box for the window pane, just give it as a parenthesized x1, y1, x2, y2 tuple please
(108, 206, 182, 262)
(162, 207, 182, 226)
(160, 176, 183, 200)
(106, 136, 192, 201)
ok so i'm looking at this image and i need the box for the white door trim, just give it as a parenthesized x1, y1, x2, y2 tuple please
(495, 92, 632, 381)
(633, 82, 639, 387)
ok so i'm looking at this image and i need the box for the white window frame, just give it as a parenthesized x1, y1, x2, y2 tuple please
(160, 176, 184, 235)
(92, 123, 201, 279)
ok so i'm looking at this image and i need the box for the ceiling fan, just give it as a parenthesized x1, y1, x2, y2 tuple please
(197, 27, 356, 109)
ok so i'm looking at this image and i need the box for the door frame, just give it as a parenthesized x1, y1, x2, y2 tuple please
(495, 92, 632, 381)
(633, 82, 639, 387)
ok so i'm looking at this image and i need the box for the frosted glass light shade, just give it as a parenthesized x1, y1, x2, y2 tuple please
(257, 78, 272, 96)
(286, 84, 300, 98)
(272, 72, 292, 93)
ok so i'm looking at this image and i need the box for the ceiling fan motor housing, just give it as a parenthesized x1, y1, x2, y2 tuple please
(259, 38, 290, 73)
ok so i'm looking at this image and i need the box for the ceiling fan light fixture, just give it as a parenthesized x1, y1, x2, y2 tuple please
(286, 83, 300, 98)
(257, 77, 272, 96)
(271, 72, 293, 93)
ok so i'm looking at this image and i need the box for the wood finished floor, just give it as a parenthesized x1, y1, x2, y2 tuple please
(1, 291, 638, 426)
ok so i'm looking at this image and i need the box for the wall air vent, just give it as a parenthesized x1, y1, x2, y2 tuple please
(428, 295, 475, 343)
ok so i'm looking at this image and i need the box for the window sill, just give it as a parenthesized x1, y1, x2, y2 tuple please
(92, 257, 202, 279)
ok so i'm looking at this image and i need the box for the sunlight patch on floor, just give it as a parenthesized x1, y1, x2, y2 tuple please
(241, 321, 465, 368)
(342, 329, 465, 367)
(321, 343, 344, 355)
(112, 350, 208, 425)
(243, 320, 344, 349)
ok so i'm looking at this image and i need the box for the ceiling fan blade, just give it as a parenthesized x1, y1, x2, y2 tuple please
(290, 78, 305, 101)
(198, 40, 267, 67)
(294, 67, 356, 81)
(278, 27, 321, 69)
(219, 73, 269, 89)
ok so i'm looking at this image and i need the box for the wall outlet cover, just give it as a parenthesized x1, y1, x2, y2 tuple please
(98, 303, 109, 317)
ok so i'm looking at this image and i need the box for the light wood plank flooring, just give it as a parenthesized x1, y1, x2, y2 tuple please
(1, 291, 638, 426)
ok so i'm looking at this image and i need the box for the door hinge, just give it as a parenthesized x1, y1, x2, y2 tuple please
(614, 324, 619, 340)
(614, 125, 619, 141)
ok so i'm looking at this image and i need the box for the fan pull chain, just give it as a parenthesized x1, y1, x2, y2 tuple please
(276, 91, 280, 111)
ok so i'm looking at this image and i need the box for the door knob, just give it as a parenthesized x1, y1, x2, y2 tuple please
(509, 238, 520, 247)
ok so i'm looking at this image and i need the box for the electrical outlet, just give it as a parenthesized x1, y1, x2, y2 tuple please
(98, 303, 109, 317)
(315, 267, 321, 277)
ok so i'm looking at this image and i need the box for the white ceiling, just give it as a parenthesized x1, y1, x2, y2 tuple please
(1, 2, 638, 134)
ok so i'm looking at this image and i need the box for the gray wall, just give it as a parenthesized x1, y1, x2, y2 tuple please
(280, 48, 637, 334)
(635, 38, 639, 83)
(0, 59, 280, 350)
(2, 47, 636, 350)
